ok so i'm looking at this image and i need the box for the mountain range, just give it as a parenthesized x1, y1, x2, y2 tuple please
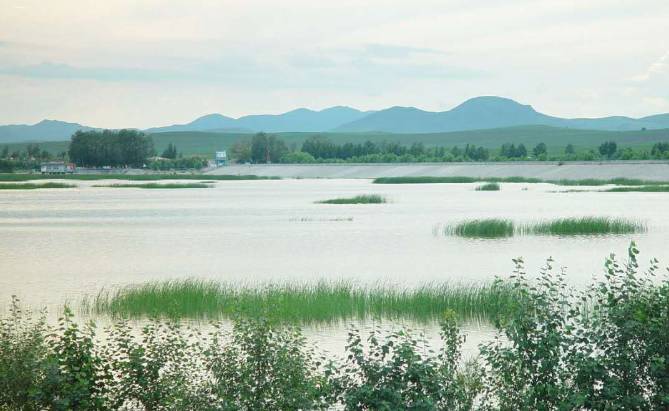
(2, 96, 669, 143)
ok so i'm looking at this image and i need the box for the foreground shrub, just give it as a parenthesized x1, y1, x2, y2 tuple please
(204, 316, 330, 410)
(2, 245, 668, 410)
(480, 242, 669, 410)
(331, 313, 481, 410)
(0, 297, 49, 410)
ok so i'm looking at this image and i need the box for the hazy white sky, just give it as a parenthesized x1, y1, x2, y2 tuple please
(1, 0, 668, 128)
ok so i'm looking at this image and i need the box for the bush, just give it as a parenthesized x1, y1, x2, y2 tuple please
(331, 313, 480, 410)
(204, 316, 329, 410)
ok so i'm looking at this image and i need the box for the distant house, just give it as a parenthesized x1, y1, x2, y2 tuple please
(41, 161, 75, 174)
(215, 151, 227, 166)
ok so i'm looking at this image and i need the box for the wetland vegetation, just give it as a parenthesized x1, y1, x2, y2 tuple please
(444, 217, 645, 238)
(2, 244, 667, 410)
(0, 182, 76, 189)
(83, 280, 514, 323)
(93, 183, 210, 189)
(317, 194, 387, 204)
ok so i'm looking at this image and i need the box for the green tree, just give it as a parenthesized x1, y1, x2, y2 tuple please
(532, 142, 547, 157)
(161, 143, 178, 159)
(1, 146, 8, 159)
(69, 129, 154, 167)
(598, 141, 618, 159)
(250, 132, 287, 163)
(230, 139, 252, 163)
(565, 144, 576, 155)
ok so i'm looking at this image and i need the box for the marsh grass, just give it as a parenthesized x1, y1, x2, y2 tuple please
(317, 194, 387, 204)
(83, 280, 515, 323)
(93, 183, 210, 189)
(373, 176, 668, 186)
(444, 219, 515, 238)
(444, 217, 645, 238)
(522, 217, 645, 235)
(476, 183, 501, 191)
(0, 173, 278, 182)
(0, 182, 76, 189)
(604, 185, 669, 192)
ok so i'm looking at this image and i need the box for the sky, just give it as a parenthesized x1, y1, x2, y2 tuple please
(1, 0, 668, 129)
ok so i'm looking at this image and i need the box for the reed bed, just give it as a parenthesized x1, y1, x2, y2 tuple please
(0, 173, 278, 182)
(317, 194, 387, 204)
(373, 176, 667, 186)
(444, 217, 645, 238)
(604, 185, 669, 192)
(444, 219, 515, 238)
(94, 183, 210, 189)
(476, 182, 501, 191)
(0, 182, 76, 189)
(83, 280, 516, 323)
(521, 217, 645, 235)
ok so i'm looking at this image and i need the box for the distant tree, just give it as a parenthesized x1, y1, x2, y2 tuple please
(69, 129, 154, 167)
(0, 160, 13, 172)
(651, 142, 669, 158)
(1, 146, 8, 159)
(161, 143, 178, 159)
(564, 144, 576, 156)
(230, 140, 252, 163)
(532, 142, 547, 157)
(598, 141, 618, 159)
(26, 144, 40, 159)
(40, 150, 51, 160)
(516, 144, 527, 158)
(250, 132, 287, 163)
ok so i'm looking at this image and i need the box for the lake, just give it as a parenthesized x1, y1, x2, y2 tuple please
(1, 178, 667, 354)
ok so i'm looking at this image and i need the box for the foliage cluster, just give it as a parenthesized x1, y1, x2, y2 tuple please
(68, 130, 154, 168)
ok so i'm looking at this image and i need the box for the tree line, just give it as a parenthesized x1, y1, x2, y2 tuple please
(228, 133, 669, 164)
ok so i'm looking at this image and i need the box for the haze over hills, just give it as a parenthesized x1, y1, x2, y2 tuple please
(145, 106, 371, 134)
(2, 96, 669, 143)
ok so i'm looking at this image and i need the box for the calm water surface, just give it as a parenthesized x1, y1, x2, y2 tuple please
(1, 178, 667, 352)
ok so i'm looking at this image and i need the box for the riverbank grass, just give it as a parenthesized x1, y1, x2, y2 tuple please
(0, 182, 76, 189)
(317, 194, 387, 204)
(84, 280, 515, 323)
(0, 173, 278, 182)
(604, 185, 669, 192)
(373, 176, 668, 186)
(94, 183, 210, 189)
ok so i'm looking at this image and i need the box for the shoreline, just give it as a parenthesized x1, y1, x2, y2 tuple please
(206, 161, 669, 180)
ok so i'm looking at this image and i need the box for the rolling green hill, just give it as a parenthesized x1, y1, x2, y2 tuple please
(4, 125, 669, 158)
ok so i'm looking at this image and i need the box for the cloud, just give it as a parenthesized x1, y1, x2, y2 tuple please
(631, 51, 669, 82)
(361, 43, 445, 59)
(0, 62, 182, 82)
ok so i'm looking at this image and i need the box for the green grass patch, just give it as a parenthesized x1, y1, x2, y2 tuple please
(0, 173, 279, 182)
(373, 176, 669, 186)
(476, 182, 501, 191)
(0, 182, 76, 189)
(522, 217, 645, 235)
(445, 219, 515, 238)
(317, 194, 387, 204)
(94, 183, 210, 189)
(603, 185, 669, 192)
(444, 217, 645, 238)
(83, 279, 516, 323)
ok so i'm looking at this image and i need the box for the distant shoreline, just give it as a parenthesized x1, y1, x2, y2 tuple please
(207, 161, 669, 181)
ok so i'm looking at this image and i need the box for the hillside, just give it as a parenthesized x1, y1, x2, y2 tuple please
(334, 97, 669, 133)
(4, 96, 669, 143)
